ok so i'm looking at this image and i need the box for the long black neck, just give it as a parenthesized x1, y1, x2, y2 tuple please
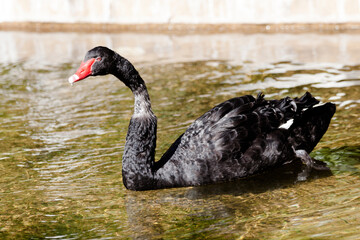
(112, 54, 157, 190)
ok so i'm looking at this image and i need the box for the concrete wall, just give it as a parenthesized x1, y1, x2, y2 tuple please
(1, 0, 360, 24)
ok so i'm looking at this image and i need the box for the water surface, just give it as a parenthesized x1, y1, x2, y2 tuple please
(0, 32, 359, 239)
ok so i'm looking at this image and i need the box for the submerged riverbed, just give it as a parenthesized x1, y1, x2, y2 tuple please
(0, 31, 359, 239)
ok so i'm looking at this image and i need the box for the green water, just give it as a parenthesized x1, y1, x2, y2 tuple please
(0, 32, 359, 239)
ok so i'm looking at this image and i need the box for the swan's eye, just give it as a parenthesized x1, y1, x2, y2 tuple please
(96, 57, 101, 61)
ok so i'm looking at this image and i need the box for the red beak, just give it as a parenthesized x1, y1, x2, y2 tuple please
(68, 58, 96, 84)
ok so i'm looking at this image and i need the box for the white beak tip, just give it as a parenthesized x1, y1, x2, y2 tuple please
(68, 74, 80, 84)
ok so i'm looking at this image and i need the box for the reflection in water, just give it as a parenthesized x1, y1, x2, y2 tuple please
(0, 32, 359, 239)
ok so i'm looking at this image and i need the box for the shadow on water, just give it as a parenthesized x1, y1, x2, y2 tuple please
(311, 146, 360, 175)
(185, 159, 333, 198)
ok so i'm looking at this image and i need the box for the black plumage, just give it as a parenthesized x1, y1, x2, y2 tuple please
(69, 46, 336, 191)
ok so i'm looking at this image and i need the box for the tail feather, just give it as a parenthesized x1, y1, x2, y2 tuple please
(288, 102, 336, 153)
(294, 92, 320, 110)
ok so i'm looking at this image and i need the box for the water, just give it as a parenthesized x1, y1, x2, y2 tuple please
(0, 31, 359, 239)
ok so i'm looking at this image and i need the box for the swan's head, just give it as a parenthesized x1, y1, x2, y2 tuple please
(68, 46, 115, 84)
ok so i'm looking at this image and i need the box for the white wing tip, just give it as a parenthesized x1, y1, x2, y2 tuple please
(279, 118, 294, 129)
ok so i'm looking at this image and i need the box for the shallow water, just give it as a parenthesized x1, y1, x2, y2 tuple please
(0, 31, 359, 239)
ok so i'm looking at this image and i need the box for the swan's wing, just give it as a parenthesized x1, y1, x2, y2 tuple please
(156, 92, 322, 166)
(172, 93, 305, 162)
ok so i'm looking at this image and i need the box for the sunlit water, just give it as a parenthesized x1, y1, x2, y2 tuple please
(0, 32, 359, 239)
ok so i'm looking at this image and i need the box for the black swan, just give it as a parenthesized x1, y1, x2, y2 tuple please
(68, 46, 336, 191)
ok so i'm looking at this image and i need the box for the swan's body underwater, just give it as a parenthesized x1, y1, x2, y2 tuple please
(69, 46, 336, 191)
